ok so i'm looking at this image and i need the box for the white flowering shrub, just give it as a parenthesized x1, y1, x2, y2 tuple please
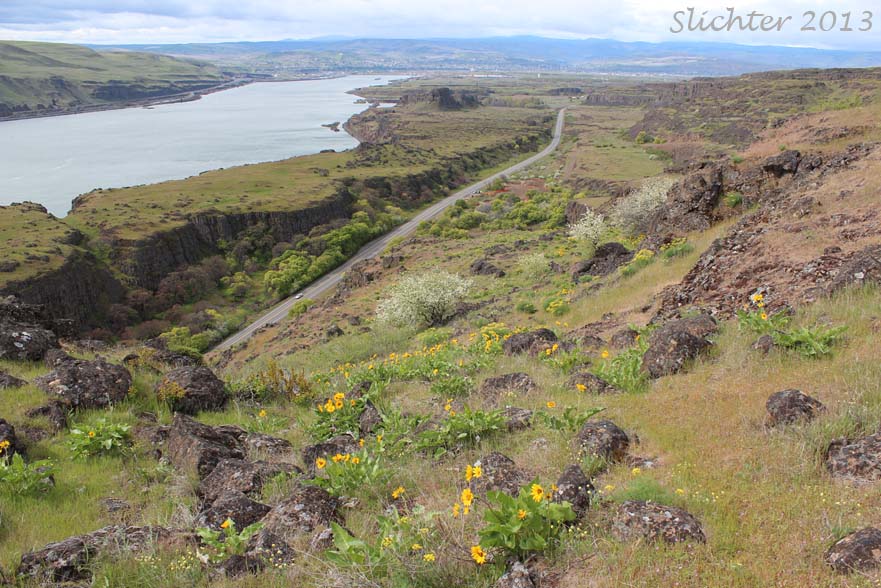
(376, 271, 473, 327)
(568, 208, 606, 247)
(609, 176, 677, 236)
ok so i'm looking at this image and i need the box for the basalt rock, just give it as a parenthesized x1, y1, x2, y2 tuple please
(470, 258, 506, 278)
(825, 527, 881, 573)
(165, 414, 245, 479)
(25, 402, 68, 432)
(766, 389, 825, 426)
(0, 418, 21, 459)
(198, 458, 298, 503)
(261, 484, 342, 542)
(503, 329, 558, 355)
(649, 166, 724, 233)
(470, 452, 531, 496)
(496, 561, 535, 588)
(244, 432, 293, 458)
(828, 244, 881, 292)
(35, 357, 132, 410)
(479, 373, 536, 405)
(642, 315, 717, 378)
(571, 242, 633, 280)
(302, 434, 359, 475)
(0, 370, 26, 389)
(503, 407, 533, 432)
(18, 525, 190, 583)
(195, 491, 271, 530)
(555, 464, 594, 519)
(612, 501, 706, 544)
(574, 420, 630, 463)
(0, 323, 58, 362)
(567, 371, 619, 394)
(157, 366, 228, 415)
(825, 433, 881, 482)
(762, 150, 801, 177)
(359, 400, 383, 436)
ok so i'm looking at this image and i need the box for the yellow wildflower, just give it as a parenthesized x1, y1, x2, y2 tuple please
(530, 484, 544, 503)
(220, 519, 232, 530)
(546, 401, 556, 408)
(676, 488, 685, 495)
(423, 552, 436, 562)
(466, 465, 474, 481)
(315, 457, 327, 469)
(392, 486, 406, 500)
(411, 543, 423, 551)
(631, 467, 642, 475)
(461, 488, 474, 507)
(576, 383, 587, 392)
(359, 438, 365, 447)
(381, 536, 393, 548)
(601, 350, 610, 359)
(471, 545, 487, 565)
(88, 431, 96, 438)
(332, 453, 345, 463)
(452, 503, 461, 518)
(258, 409, 267, 418)
(473, 465, 482, 479)
(761, 312, 768, 321)
(517, 509, 527, 520)
(351, 456, 361, 465)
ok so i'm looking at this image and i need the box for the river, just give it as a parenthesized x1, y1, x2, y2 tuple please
(0, 76, 403, 216)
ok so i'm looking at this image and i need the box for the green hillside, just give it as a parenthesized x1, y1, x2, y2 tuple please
(0, 40, 229, 117)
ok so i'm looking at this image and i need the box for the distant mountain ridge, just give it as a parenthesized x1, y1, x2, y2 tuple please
(89, 36, 881, 76)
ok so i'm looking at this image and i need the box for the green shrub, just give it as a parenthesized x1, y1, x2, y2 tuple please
(660, 238, 694, 260)
(609, 477, 679, 505)
(478, 480, 576, 558)
(0, 453, 55, 495)
(515, 301, 537, 314)
(430, 374, 473, 399)
(288, 298, 314, 318)
(195, 519, 264, 564)
(534, 406, 604, 432)
(415, 407, 505, 458)
(308, 391, 370, 441)
(68, 418, 132, 459)
(543, 297, 570, 316)
(620, 249, 656, 277)
(159, 326, 210, 356)
(307, 449, 389, 497)
(724, 191, 743, 207)
(773, 325, 847, 358)
(240, 360, 316, 404)
(593, 335, 651, 394)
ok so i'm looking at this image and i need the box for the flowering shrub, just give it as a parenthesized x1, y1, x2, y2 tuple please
(620, 249, 656, 277)
(514, 252, 552, 280)
(308, 391, 368, 441)
(239, 360, 315, 404)
(568, 208, 606, 248)
(477, 480, 576, 559)
(68, 419, 131, 459)
(610, 176, 677, 236)
(308, 448, 389, 497)
(0, 453, 55, 495)
(196, 519, 264, 564)
(376, 271, 472, 328)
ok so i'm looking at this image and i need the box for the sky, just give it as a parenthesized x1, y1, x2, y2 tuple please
(0, 0, 878, 49)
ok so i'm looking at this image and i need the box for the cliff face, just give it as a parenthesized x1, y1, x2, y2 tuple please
(113, 189, 356, 290)
(1, 250, 126, 329)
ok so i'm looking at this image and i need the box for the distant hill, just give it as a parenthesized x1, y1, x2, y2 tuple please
(91, 36, 881, 77)
(0, 40, 230, 119)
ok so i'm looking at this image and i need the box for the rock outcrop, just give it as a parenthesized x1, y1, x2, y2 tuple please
(156, 366, 228, 415)
(612, 501, 706, 544)
(766, 389, 824, 426)
(574, 420, 630, 463)
(825, 527, 881, 573)
(35, 356, 132, 410)
(642, 315, 717, 378)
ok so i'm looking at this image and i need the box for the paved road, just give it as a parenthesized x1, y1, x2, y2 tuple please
(214, 108, 566, 352)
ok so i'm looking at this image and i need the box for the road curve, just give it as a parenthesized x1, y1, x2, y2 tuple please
(214, 108, 566, 353)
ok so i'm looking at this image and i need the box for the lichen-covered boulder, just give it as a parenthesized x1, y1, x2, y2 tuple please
(469, 452, 531, 496)
(0, 370, 26, 389)
(197, 458, 298, 502)
(196, 491, 271, 530)
(35, 357, 131, 410)
(826, 433, 881, 482)
(165, 414, 245, 479)
(302, 434, 359, 475)
(503, 329, 557, 355)
(479, 373, 536, 405)
(825, 527, 881, 573)
(567, 371, 619, 394)
(555, 464, 594, 519)
(261, 484, 342, 542)
(766, 389, 824, 426)
(156, 366, 228, 415)
(612, 501, 706, 544)
(642, 315, 717, 379)
(574, 419, 630, 463)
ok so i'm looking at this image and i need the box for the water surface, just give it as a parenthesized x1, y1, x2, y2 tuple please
(0, 76, 402, 216)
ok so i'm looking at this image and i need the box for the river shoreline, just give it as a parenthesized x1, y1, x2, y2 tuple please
(0, 73, 368, 124)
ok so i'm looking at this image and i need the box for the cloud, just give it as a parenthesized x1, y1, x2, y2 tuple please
(0, 0, 878, 49)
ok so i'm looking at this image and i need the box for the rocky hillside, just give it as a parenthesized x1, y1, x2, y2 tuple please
(2, 70, 881, 587)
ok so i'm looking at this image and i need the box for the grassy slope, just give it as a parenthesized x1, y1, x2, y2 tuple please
(0, 203, 80, 283)
(5, 75, 881, 588)
(0, 40, 226, 109)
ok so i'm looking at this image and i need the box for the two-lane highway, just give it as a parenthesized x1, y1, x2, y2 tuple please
(214, 108, 566, 352)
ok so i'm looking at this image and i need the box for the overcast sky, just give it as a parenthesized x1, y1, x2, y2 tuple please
(0, 0, 877, 49)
